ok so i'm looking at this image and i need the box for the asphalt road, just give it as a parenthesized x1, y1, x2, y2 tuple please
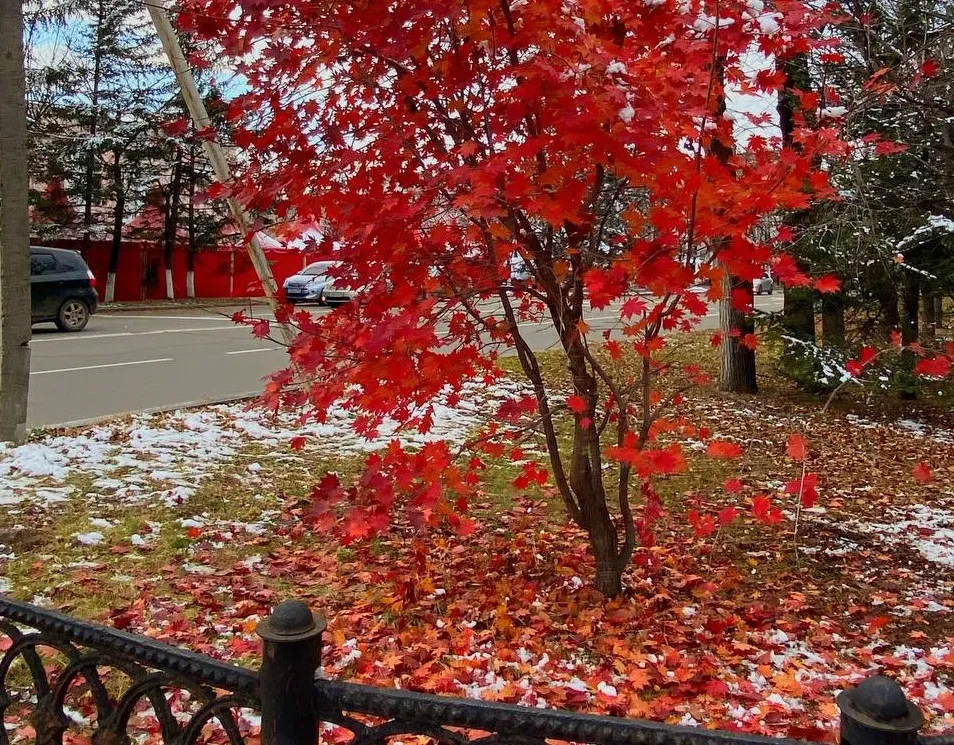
(27, 294, 784, 427)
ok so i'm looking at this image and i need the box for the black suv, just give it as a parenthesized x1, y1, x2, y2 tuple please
(30, 246, 99, 332)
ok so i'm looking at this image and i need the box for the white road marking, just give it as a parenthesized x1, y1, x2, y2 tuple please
(226, 347, 279, 355)
(31, 325, 252, 343)
(31, 358, 174, 376)
(98, 315, 238, 321)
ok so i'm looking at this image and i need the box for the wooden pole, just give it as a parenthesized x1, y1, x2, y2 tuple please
(146, 2, 295, 345)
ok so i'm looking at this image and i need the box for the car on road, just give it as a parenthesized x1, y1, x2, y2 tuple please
(31, 246, 98, 332)
(282, 261, 355, 306)
(753, 274, 774, 295)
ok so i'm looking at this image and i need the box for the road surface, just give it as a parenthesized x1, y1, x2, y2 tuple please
(27, 294, 784, 427)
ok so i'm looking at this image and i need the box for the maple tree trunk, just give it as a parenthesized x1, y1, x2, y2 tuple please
(495, 289, 625, 595)
(589, 518, 623, 597)
(935, 295, 945, 329)
(719, 275, 758, 394)
(898, 273, 920, 399)
(565, 323, 624, 597)
(821, 293, 845, 347)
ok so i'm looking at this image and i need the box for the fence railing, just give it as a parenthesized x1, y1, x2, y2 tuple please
(0, 596, 947, 745)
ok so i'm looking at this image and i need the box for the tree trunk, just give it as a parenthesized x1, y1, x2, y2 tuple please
(105, 149, 124, 304)
(934, 295, 945, 328)
(783, 287, 816, 342)
(821, 292, 845, 347)
(920, 287, 939, 344)
(898, 273, 920, 400)
(719, 274, 758, 393)
(162, 151, 183, 301)
(566, 337, 623, 597)
(590, 524, 623, 597)
(875, 280, 900, 341)
(776, 53, 819, 370)
(82, 0, 106, 259)
(0, 0, 33, 443)
(187, 145, 197, 298)
(712, 64, 757, 395)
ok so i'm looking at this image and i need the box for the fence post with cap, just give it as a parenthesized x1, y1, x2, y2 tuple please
(837, 675, 925, 745)
(257, 599, 326, 745)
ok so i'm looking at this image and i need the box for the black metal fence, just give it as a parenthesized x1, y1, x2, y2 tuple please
(0, 596, 948, 745)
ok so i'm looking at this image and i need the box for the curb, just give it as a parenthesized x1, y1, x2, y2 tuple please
(98, 299, 267, 313)
(36, 391, 263, 432)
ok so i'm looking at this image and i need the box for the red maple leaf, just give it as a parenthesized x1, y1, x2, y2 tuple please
(921, 59, 941, 78)
(723, 478, 743, 494)
(566, 395, 588, 414)
(913, 463, 933, 483)
(785, 473, 819, 508)
(718, 507, 738, 525)
(251, 319, 271, 339)
(786, 433, 808, 461)
(707, 440, 743, 459)
(813, 275, 841, 294)
(752, 495, 784, 524)
(914, 356, 952, 378)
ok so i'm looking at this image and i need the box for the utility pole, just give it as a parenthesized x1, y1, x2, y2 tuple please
(147, 2, 295, 345)
(0, 0, 34, 443)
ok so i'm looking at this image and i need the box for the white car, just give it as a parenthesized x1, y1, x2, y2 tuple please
(753, 275, 774, 295)
(283, 261, 355, 306)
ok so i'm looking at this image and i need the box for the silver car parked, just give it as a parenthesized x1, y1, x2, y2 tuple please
(283, 261, 355, 306)
(753, 274, 774, 295)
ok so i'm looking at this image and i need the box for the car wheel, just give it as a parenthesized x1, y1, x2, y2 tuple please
(768, 288, 774, 295)
(55, 299, 90, 332)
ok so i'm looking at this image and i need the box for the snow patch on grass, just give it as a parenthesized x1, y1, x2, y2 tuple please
(1, 382, 518, 515)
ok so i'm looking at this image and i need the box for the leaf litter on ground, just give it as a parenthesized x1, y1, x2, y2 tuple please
(0, 370, 952, 742)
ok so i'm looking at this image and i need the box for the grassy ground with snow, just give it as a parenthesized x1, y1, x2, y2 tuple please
(1, 334, 953, 741)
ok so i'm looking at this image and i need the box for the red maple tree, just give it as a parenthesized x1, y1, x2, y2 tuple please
(180, 0, 844, 595)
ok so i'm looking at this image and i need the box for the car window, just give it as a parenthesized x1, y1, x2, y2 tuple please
(56, 253, 87, 273)
(30, 253, 56, 276)
(302, 261, 337, 276)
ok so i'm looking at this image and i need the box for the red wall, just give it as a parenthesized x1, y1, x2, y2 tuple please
(35, 239, 321, 302)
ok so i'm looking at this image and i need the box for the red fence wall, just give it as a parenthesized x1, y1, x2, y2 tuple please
(35, 239, 322, 302)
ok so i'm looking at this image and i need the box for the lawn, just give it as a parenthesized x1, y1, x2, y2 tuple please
(1, 334, 953, 741)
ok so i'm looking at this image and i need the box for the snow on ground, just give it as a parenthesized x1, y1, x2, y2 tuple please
(0, 381, 526, 516)
(845, 503, 954, 568)
(846, 413, 954, 444)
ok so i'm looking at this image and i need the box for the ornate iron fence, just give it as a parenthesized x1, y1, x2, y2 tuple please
(0, 596, 947, 745)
